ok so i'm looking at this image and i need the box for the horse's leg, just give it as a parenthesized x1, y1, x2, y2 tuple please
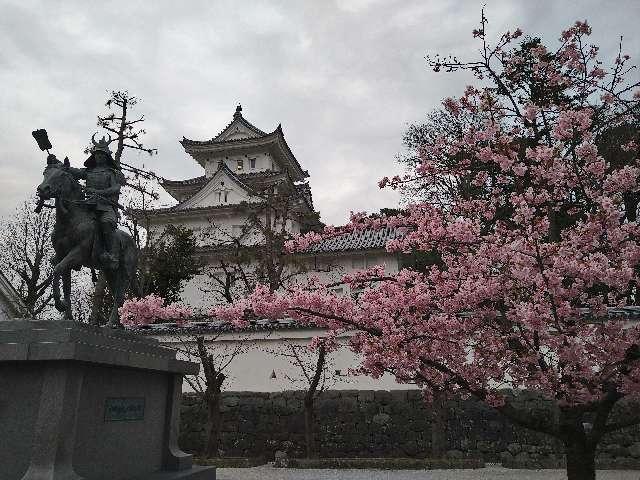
(52, 266, 65, 313)
(110, 284, 124, 328)
(106, 263, 133, 329)
(62, 268, 73, 321)
(52, 248, 85, 315)
(103, 269, 118, 328)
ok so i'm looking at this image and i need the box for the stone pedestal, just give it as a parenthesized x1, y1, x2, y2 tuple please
(0, 320, 215, 480)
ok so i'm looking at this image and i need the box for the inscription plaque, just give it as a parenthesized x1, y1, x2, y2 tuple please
(104, 397, 145, 422)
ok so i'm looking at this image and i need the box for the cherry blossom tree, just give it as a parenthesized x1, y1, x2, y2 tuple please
(216, 15, 640, 480)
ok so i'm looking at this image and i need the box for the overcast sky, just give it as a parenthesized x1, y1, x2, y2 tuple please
(1, 0, 638, 225)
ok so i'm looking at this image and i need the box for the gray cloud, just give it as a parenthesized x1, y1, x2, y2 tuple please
(1, 0, 638, 224)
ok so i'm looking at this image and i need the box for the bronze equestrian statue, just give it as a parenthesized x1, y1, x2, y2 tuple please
(34, 132, 138, 327)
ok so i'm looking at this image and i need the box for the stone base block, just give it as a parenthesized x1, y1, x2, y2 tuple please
(0, 320, 211, 480)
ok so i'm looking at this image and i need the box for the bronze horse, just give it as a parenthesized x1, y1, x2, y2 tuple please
(36, 158, 138, 326)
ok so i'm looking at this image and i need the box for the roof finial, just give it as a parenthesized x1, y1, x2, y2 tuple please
(234, 104, 242, 118)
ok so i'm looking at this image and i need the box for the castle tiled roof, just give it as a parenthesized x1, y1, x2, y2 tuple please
(161, 170, 281, 191)
(214, 106, 267, 141)
(0, 270, 26, 319)
(130, 203, 246, 218)
(160, 175, 208, 202)
(181, 124, 308, 180)
(133, 317, 308, 335)
(132, 307, 640, 337)
(160, 168, 315, 211)
(182, 105, 267, 145)
(161, 175, 207, 187)
(309, 227, 405, 253)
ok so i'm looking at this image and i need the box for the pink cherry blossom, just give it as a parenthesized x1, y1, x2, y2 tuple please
(216, 19, 640, 478)
(120, 294, 193, 326)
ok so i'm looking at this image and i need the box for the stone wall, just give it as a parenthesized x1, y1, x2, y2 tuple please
(179, 390, 640, 466)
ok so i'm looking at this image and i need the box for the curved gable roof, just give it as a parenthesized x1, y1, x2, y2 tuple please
(182, 105, 266, 146)
(175, 161, 257, 211)
(0, 271, 26, 319)
(180, 107, 308, 181)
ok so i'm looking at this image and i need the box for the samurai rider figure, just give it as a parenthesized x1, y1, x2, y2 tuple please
(66, 135, 126, 269)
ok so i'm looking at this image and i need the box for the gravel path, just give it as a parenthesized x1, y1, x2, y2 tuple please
(216, 465, 640, 480)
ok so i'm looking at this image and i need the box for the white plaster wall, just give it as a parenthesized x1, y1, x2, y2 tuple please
(289, 252, 401, 295)
(180, 273, 214, 310)
(149, 212, 265, 248)
(148, 217, 211, 246)
(178, 251, 400, 310)
(205, 152, 276, 176)
(178, 170, 262, 211)
(153, 328, 417, 392)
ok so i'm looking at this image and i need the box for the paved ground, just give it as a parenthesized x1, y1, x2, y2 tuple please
(216, 465, 640, 480)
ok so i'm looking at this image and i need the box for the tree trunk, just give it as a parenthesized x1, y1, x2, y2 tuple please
(430, 391, 447, 457)
(304, 397, 317, 458)
(204, 392, 221, 458)
(564, 437, 596, 480)
(303, 342, 325, 459)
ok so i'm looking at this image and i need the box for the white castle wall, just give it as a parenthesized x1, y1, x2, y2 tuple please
(204, 152, 276, 176)
(153, 328, 416, 392)
(178, 249, 400, 311)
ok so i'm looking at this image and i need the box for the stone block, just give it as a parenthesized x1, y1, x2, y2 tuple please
(222, 395, 240, 407)
(628, 442, 640, 458)
(357, 390, 374, 403)
(390, 390, 408, 403)
(374, 390, 392, 404)
(507, 442, 521, 455)
(177, 388, 640, 464)
(446, 449, 464, 459)
(0, 320, 214, 480)
(372, 412, 391, 426)
(324, 390, 341, 399)
(337, 396, 358, 413)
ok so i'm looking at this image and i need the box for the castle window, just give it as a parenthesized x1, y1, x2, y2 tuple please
(224, 191, 228, 202)
(237, 159, 244, 171)
(250, 157, 256, 169)
(217, 191, 222, 202)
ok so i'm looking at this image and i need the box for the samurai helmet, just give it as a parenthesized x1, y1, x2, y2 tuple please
(85, 133, 115, 168)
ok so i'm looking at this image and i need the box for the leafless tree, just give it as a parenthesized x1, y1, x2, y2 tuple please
(0, 197, 55, 317)
(167, 180, 321, 458)
(172, 331, 247, 458)
(199, 178, 320, 307)
(267, 339, 337, 458)
(95, 90, 157, 166)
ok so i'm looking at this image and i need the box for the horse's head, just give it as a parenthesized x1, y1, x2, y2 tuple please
(37, 156, 79, 201)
